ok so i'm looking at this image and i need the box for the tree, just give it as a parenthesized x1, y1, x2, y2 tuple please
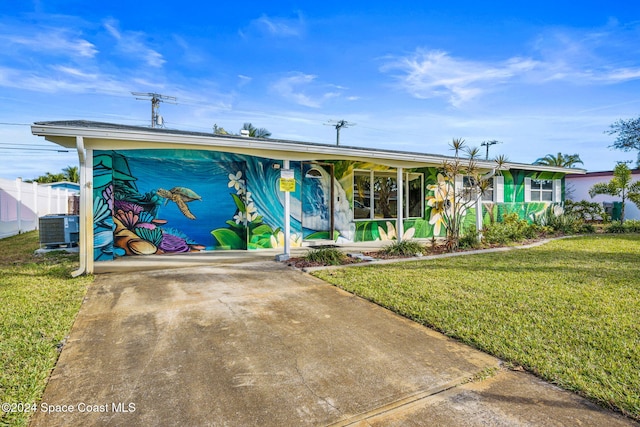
(589, 162, 640, 223)
(62, 166, 79, 183)
(427, 138, 503, 251)
(213, 124, 230, 135)
(241, 123, 271, 138)
(533, 152, 583, 168)
(606, 117, 640, 166)
(28, 165, 79, 183)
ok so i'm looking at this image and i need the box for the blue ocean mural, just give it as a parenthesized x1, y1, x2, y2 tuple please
(92, 149, 351, 258)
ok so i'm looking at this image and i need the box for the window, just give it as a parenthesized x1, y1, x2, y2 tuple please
(531, 179, 553, 201)
(481, 177, 494, 202)
(373, 174, 398, 218)
(354, 171, 371, 219)
(525, 177, 561, 202)
(353, 170, 424, 220)
(460, 176, 495, 202)
(406, 173, 423, 217)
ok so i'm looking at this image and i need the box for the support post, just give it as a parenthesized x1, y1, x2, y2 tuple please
(475, 194, 483, 241)
(15, 178, 22, 233)
(396, 167, 404, 242)
(276, 159, 291, 261)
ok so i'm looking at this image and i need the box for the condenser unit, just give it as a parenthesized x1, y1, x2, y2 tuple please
(39, 214, 79, 247)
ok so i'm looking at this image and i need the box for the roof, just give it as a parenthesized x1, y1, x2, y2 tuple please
(565, 169, 640, 179)
(32, 120, 585, 174)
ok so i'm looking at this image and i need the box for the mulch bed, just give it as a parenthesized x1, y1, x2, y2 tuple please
(284, 237, 554, 269)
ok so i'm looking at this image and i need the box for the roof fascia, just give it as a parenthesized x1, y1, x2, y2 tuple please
(32, 122, 584, 174)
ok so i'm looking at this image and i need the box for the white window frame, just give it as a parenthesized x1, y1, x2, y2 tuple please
(459, 175, 502, 203)
(524, 177, 562, 202)
(353, 170, 424, 221)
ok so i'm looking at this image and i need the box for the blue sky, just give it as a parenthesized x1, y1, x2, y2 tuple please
(2, 1, 640, 180)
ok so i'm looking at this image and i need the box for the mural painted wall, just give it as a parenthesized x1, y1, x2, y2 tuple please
(91, 149, 566, 259)
(92, 150, 355, 260)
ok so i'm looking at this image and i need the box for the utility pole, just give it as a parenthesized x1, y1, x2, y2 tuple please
(325, 120, 355, 146)
(132, 92, 177, 128)
(481, 140, 501, 160)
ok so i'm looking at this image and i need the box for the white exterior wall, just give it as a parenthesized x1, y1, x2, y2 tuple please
(566, 172, 640, 220)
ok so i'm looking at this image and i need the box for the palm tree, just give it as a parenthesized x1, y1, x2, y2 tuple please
(241, 123, 271, 139)
(589, 162, 640, 223)
(62, 165, 79, 183)
(533, 152, 583, 168)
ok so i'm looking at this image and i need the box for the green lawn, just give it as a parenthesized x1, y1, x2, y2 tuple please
(0, 232, 92, 427)
(313, 235, 640, 421)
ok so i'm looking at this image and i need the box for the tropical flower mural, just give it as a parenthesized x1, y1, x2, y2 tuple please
(377, 221, 416, 241)
(211, 171, 303, 250)
(425, 173, 467, 236)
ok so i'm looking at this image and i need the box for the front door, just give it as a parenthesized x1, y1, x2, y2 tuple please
(301, 162, 335, 240)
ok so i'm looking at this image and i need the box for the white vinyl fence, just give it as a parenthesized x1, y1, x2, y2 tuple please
(0, 178, 77, 239)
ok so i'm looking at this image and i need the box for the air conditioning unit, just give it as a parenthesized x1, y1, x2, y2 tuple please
(39, 215, 80, 248)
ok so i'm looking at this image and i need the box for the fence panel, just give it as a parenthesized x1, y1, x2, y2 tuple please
(0, 178, 77, 239)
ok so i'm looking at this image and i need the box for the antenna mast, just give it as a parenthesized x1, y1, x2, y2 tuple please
(480, 140, 501, 160)
(324, 119, 355, 146)
(132, 92, 177, 128)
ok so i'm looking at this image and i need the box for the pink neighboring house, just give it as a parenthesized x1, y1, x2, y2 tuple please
(565, 169, 640, 220)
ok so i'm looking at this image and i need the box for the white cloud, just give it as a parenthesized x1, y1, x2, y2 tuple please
(252, 13, 305, 37)
(269, 73, 351, 108)
(383, 23, 640, 107)
(103, 19, 165, 68)
(237, 74, 252, 87)
(0, 28, 97, 58)
(382, 49, 538, 107)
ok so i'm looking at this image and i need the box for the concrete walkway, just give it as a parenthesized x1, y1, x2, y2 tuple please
(31, 259, 637, 426)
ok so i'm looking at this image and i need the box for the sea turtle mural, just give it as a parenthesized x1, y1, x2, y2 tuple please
(156, 186, 202, 220)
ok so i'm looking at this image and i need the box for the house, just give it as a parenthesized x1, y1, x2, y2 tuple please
(566, 169, 640, 220)
(31, 121, 584, 274)
(39, 181, 80, 193)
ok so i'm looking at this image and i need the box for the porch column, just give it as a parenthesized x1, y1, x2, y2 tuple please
(396, 167, 404, 242)
(276, 159, 291, 261)
(284, 159, 291, 257)
(475, 193, 483, 241)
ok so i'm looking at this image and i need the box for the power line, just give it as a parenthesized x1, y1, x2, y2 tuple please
(0, 147, 70, 152)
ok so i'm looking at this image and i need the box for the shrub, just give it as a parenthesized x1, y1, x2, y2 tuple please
(303, 247, 347, 265)
(459, 226, 481, 249)
(578, 223, 596, 234)
(483, 213, 540, 244)
(564, 200, 609, 222)
(381, 240, 425, 256)
(624, 220, 640, 233)
(606, 221, 626, 233)
(533, 206, 583, 235)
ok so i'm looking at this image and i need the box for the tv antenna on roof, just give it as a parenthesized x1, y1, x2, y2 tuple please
(324, 119, 355, 146)
(132, 92, 177, 128)
(480, 140, 501, 160)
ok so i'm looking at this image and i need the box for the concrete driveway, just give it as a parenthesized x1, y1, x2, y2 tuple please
(31, 260, 636, 426)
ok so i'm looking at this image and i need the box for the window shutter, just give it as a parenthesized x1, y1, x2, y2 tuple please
(553, 179, 562, 202)
(524, 177, 531, 202)
(495, 175, 504, 203)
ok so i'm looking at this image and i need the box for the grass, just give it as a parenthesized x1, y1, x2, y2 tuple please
(0, 231, 92, 427)
(313, 234, 640, 421)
